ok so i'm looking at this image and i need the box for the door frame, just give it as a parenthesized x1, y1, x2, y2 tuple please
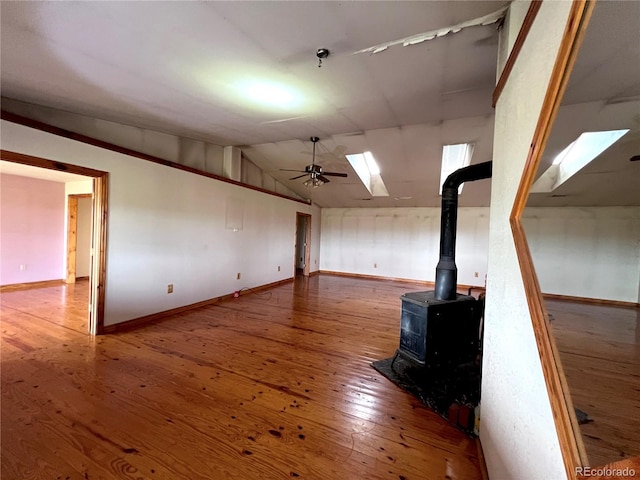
(1, 149, 109, 335)
(66, 193, 93, 284)
(295, 212, 312, 277)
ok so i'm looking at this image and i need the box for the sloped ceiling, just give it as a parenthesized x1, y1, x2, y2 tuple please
(1, 1, 637, 207)
(527, 0, 640, 207)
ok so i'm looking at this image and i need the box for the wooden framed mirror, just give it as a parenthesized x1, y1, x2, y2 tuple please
(513, 0, 639, 475)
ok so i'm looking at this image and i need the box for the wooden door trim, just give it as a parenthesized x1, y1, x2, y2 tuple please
(1, 149, 108, 336)
(67, 195, 78, 284)
(295, 212, 312, 277)
(67, 193, 93, 284)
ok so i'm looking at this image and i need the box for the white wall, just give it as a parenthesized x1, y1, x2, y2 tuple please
(321, 207, 490, 286)
(2, 120, 317, 327)
(523, 207, 640, 303)
(481, 2, 574, 479)
(2, 98, 302, 200)
(321, 206, 640, 303)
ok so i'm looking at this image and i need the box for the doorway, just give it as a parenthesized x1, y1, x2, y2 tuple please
(294, 212, 311, 277)
(0, 149, 108, 334)
(67, 194, 93, 284)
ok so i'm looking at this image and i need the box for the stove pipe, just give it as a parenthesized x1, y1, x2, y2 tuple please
(435, 161, 492, 301)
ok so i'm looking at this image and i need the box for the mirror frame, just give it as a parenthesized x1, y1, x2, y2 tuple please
(510, 0, 640, 476)
(509, 0, 593, 475)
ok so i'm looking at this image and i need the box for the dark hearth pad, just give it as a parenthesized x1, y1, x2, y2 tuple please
(372, 353, 480, 436)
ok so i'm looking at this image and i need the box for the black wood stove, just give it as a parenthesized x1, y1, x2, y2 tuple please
(373, 161, 492, 435)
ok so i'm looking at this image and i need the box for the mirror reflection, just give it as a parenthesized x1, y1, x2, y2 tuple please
(523, 1, 640, 467)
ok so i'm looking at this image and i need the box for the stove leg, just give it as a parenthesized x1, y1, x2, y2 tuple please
(390, 350, 400, 372)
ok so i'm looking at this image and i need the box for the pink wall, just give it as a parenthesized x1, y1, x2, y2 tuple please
(0, 174, 65, 285)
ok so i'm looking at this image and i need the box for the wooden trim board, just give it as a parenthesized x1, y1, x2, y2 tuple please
(1, 149, 108, 178)
(1, 111, 310, 206)
(493, 0, 543, 107)
(1, 149, 109, 338)
(103, 278, 294, 334)
(319, 270, 486, 293)
(542, 292, 639, 309)
(508, 0, 597, 476)
(475, 438, 490, 480)
(0, 279, 65, 292)
(66, 195, 78, 284)
(92, 174, 108, 335)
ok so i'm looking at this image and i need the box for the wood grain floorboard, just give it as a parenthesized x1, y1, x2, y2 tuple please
(1, 275, 482, 480)
(546, 299, 640, 467)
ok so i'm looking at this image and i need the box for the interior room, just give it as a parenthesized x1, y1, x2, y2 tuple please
(1, 2, 638, 479)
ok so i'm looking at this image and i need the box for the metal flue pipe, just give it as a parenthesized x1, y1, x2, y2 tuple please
(434, 161, 492, 301)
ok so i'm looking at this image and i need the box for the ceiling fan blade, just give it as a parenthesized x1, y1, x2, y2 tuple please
(289, 174, 308, 180)
(322, 172, 348, 177)
(317, 175, 331, 183)
(280, 168, 306, 172)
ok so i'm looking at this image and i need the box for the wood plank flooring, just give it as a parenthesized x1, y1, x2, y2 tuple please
(1, 276, 483, 480)
(546, 299, 640, 467)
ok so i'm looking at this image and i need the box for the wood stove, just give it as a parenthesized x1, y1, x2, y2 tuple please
(399, 291, 480, 369)
(373, 161, 492, 435)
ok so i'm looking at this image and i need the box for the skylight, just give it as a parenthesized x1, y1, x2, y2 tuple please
(345, 151, 389, 197)
(440, 143, 475, 194)
(552, 130, 629, 166)
(532, 129, 629, 193)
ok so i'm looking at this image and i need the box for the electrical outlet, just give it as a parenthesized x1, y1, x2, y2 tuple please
(20, 264, 26, 271)
(374, 263, 377, 268)
(474, 272, 479, 277)
(167, 284, 174, 294)
(278, 266, 281, 271)
(237, 272, 241, 280)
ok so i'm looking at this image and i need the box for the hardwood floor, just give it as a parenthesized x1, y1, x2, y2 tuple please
(1, 276, 483, 480)
(546, 299, 640, 467)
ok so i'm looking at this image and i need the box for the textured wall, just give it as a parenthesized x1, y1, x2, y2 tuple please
(480, 1, 575, 479)
(0, 174, 65, 285)
(523, 207, 640, 303)
(2, 120, 317, 326)
(321, 207, 490, 287)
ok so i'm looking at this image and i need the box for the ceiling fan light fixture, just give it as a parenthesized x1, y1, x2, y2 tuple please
(304, 176, 324, 188)
(282, 135, 347, 187)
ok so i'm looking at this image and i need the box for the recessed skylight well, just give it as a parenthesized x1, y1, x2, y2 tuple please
(346, 151, 389, 197)
(532, 129, 629, 193)
(440, 143, 475, 194)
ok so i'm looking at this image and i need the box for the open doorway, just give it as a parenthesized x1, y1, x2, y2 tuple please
(0, 150, 108, 334)
(294, 212, 311, 277)
(66, 194, 93, 284)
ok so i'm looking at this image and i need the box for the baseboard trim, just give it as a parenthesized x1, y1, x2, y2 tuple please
(542, 292, 639, 309)
(318, 270, 485, 292)
(317, 272, 637, 307)
(0, 279, 65, 292)
(102, 277, 294, 334)
(475, 438, 490, 480)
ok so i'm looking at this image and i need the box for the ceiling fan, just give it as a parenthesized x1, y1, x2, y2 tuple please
(282, 137, 348, 188)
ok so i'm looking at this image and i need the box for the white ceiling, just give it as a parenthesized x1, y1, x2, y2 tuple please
(527, 0, 640, 207)
(1, 1, 637, 207)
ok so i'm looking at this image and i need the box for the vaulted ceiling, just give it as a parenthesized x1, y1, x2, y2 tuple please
(1, 1, 637, 207)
